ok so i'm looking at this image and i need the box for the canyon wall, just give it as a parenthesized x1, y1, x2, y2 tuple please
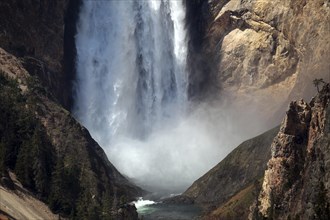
(187, 0, 330, 123)
(0, 0, 81, 109)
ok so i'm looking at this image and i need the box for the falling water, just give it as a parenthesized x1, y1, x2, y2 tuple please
(74, 0, 188, 144)
(73, 0, 226, 193)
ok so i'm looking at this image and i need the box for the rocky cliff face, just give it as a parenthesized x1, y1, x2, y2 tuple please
(254, 84, 330, 219)
(0, 48, 143, 219)
(0, 0, 81, 109)
(187, 0, 330, 122)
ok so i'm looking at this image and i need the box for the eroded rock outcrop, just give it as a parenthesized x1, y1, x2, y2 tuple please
(254, 84, 330, 219)
(187, 0, 330, 123)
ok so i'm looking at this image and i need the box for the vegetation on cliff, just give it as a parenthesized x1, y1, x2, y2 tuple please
(0, 74, 52, 193)
(0, 49, 142, 219)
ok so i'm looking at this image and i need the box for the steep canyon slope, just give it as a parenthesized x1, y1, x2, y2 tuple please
(0, 48, 143, 219)
(183, 126, 279, 208)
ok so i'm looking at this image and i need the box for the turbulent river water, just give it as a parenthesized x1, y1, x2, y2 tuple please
(73, 0, 226, 194)
(134, 198, 201, 220)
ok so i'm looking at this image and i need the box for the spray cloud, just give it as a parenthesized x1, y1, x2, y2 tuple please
(73, 0, 269, 194)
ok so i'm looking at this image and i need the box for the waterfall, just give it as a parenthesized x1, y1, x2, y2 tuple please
(74, 0, 188, 145)
(73, 0, 224, 193)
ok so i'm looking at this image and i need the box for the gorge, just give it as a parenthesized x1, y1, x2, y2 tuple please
(72, 0, 265, 194)
(0, 0, 329, 219)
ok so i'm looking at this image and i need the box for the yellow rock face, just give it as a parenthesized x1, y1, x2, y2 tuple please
(206, 0, 330, 124)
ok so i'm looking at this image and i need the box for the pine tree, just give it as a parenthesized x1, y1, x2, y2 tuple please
(0, 143, 5, 174)
(101, 187, 113, 220)
(49, 160, 81, 216)
(31, 125, 53, 198)
(48, 159, 66, 212)
(15, 139, 34, 189)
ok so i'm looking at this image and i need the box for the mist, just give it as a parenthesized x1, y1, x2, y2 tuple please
(105, 100, 268, 194)
(73, 0, 271, 195)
